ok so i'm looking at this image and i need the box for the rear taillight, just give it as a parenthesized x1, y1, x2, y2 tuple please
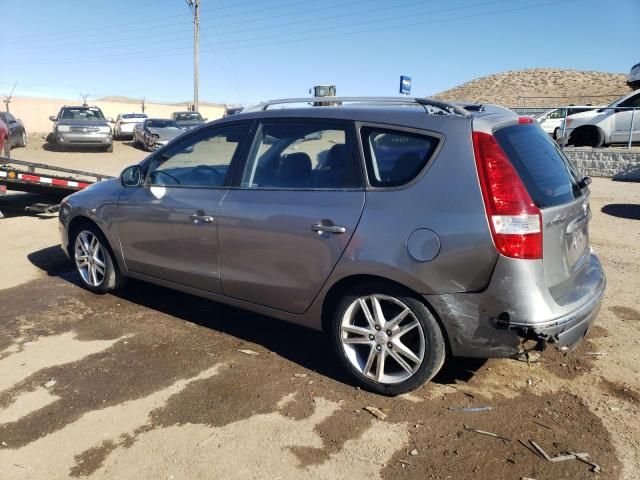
(472, 131, 542, 259)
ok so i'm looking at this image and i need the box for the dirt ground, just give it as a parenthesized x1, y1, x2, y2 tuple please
(0, 142, 639, 479)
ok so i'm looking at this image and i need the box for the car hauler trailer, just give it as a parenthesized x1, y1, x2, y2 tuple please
(0, 156, 113, 215)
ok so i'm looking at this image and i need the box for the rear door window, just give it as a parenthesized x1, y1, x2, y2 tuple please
(494, 123, 583, 208)
(241, 122, 362, 189)
(360, 127, 440, 187)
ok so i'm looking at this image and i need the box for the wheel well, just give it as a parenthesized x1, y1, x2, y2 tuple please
(320, 274, 452, 351)
(66, 216, 113, 258)
(570, 124, 604, 141)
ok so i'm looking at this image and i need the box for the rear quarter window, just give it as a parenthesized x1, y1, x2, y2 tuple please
(361, 127, 440, 187)
(494, 124, 583, 208)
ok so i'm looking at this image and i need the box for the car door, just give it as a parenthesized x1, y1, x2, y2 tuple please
(612, 92, 640, 143)
(218, 119, 365, 314)
(116, 122, 252, 293)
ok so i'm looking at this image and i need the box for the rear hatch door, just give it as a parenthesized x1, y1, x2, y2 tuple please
(493, 123, 591, 299)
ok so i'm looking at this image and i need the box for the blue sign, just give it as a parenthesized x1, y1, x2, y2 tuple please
(399, 75, 412, 95)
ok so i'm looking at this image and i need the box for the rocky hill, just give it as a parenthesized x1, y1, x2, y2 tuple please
(433, 68, 631, 107)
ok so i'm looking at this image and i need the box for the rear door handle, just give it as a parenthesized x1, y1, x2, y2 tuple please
(312, 223, 346, 234)
(190, 214, 215, 224)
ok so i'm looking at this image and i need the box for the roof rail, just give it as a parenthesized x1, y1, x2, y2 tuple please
(244, 97, 470, 116)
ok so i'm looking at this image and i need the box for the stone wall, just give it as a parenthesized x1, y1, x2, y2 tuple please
(564, 148, 640, 181)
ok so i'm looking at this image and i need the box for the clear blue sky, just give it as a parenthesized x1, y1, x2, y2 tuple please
(0, 0, 638, 105)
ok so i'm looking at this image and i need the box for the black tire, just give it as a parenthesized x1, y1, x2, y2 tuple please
(1, 136, 10, 158)
(571, 126, 604, 148)
(70, 223, 125, 294)
(553, 128, 560, 140)
(105, 143, 113, 153)
(57, 142, 65, 152)
(329, 283, 446, 396)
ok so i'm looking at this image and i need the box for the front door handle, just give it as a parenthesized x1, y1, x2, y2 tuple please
(189, 214, 215, 224)
(312, 223, 346, 234)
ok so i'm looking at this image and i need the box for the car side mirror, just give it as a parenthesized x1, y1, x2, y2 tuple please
(49, 115, 56, 121)
(203, 118, 208, 121)
(121, 165, 142, 187)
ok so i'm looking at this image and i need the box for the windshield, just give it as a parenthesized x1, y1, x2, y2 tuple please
(174, 113, 203, 121)
(60, 108, 105, 120)
(122, 113, 147, 119)
(146, 120, 179, 129)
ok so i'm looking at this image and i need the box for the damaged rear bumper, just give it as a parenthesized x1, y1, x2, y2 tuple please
(425, 252, 606, 358)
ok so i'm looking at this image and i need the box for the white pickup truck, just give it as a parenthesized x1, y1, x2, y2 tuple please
(559, 89, 640, 147)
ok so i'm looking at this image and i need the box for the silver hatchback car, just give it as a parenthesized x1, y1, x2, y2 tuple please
(59, 97, 605, 395)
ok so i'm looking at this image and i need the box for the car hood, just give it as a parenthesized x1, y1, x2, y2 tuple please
(147, 127, 183, 141)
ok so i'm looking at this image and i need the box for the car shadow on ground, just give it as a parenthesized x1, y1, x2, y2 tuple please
(601, 203, 640, 220)
(27, 244, 486, 389)
(0, 192, 66, 219)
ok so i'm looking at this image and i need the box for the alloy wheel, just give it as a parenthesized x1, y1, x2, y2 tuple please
(340, 294, 425, 384)
(74, 230, 107, 287)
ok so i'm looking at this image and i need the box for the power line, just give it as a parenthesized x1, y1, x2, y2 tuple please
(14, 0, 575, 67)
(16, 13, 192, 41)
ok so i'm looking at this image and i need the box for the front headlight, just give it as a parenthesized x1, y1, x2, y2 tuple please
(57, 125, 70, 132)
(59, 200, 73, 221)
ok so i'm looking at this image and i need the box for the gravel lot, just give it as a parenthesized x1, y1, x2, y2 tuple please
(0, 142, 639, 479)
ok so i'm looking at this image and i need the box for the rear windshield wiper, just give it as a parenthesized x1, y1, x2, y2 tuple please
(578, 176, 592, 188)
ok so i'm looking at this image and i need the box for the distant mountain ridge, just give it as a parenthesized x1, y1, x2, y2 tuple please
(433, 68, 631, 107)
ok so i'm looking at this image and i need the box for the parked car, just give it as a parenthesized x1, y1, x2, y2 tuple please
(558, 89, 640, 147)
(49, 106, 113, 152)
(59, 97, 605, 395)
(114, 113, 147, 140)
(535, 106, 599, 139)
(0, 118, 9, 158)
(0, 112, 27, 148)
(171, 111, 206, 130)
(132, 118, 183, 151)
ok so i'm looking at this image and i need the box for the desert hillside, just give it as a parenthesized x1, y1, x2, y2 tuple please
(433, 68, 631, 107)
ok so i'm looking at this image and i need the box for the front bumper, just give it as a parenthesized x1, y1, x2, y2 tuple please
(56, 132, 112, 147)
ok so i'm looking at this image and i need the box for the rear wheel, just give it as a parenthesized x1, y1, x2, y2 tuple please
(72, 225, 124, 294)
(330, 284, 446, 396)
(571, 126, 604, 148)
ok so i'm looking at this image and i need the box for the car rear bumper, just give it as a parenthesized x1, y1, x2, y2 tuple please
(425, 251, 606, 358)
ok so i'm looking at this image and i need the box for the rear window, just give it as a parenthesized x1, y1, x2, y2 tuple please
(361, 127, 439, 187)
(122, 113, 147, 119)
(494, 124, 583, 208)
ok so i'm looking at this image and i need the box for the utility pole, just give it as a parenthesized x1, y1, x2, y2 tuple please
(140, 97, 146, 113)
(186, 0, 200, 112)
(80, 93, 90, 106)
(2, 82, 17, 112)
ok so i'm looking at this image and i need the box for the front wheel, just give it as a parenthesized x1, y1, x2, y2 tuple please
(18, 131, 27, 147)
(330, 285, 446, 396)
(72, 226, 124, 294)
